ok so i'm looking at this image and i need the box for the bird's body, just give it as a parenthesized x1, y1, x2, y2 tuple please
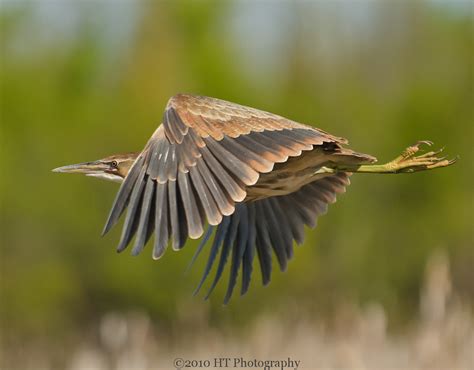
(53, 94, 455, 303)
(246, 144, 375, 201)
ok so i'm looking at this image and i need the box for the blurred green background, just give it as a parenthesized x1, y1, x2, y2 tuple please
(1, 1, 473, 368)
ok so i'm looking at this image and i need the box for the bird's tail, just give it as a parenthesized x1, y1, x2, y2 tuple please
(329, 147, 377, 165)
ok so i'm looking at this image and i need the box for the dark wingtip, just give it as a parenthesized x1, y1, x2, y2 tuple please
(101, 225, 111, 237)
(204, 283, 218, 300)
(192, 287, 201, 297)
(185, 226, 214, 275)
(102, 208, 118, 236)
(223, 290, 233, 305)
(116, 239, 129, 253)
(223, 284, 234, 303)
(192, 267, 210, 296)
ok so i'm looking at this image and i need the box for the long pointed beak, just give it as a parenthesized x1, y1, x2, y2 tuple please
(52, 161, 108, 175)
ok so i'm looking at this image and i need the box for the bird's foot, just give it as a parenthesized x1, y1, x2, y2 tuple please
(384, 141, 457, 173)
(335, 141, 457, 174)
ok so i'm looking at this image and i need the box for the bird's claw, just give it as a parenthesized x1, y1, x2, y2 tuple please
(397, 140, 432, 160)
(389, 141, 456, 173)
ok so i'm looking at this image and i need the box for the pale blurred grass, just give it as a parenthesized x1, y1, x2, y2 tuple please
(3, 250, 472, 370)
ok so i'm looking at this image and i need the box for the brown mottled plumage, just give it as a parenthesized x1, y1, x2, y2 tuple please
(53, 94, 455, 303)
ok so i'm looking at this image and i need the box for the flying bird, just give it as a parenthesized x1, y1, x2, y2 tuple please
(53, 94, 455, 303)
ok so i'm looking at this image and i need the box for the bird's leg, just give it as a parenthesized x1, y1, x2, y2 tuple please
(329, 141, 457, 174)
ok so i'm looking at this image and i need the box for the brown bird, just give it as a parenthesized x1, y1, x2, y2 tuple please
(53, 94, 455, 303)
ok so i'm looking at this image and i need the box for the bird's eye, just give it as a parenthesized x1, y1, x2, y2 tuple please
(110, 161, 118, 169)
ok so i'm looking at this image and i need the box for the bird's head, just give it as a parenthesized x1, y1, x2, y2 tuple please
(52, 153, 139, 183)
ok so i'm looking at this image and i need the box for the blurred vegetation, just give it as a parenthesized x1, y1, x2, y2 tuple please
(0, 0, 472, 362)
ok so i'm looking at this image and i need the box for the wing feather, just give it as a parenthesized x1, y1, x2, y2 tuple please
(254, 202, 273, 285)
(103, 156, 145, 235)
(261, 199, 288, 271)
(196, 158, 234, 216)
(205, 209, 241, 299)
(268, 197, 294, 259)
(203, 137, 259, 186)
(224, 205, 248, 304)
(246, 131, 301, 157)
(153, 182, 169, 259)
(177, 171, 203, 239)
(132, 180, 155, 256)
(289, 191, 320, 228)
(167, 180, 182, 249)
(235, 134, 289, 163)
(164, 108, 188, 144)
(278, 197, 306, 245)
(241, 202, 256, 295)
(116, 167, 147, 252)
(156, 143, 178, 182)
(219, 136, 274, 173)
(189, 165, 222, 225)
(147, 139, 165, 180)
(261, 131, 308, 154)
(200, 146, 247, 202)
(193, 217, 231, 295)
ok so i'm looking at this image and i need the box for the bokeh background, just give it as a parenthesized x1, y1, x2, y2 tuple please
(1, 1, 473, 369)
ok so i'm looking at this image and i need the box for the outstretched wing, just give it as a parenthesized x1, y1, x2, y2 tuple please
(102, 94, 346, 289)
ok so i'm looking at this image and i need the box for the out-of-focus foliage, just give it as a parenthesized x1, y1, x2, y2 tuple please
(0, 0, 472, 363)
